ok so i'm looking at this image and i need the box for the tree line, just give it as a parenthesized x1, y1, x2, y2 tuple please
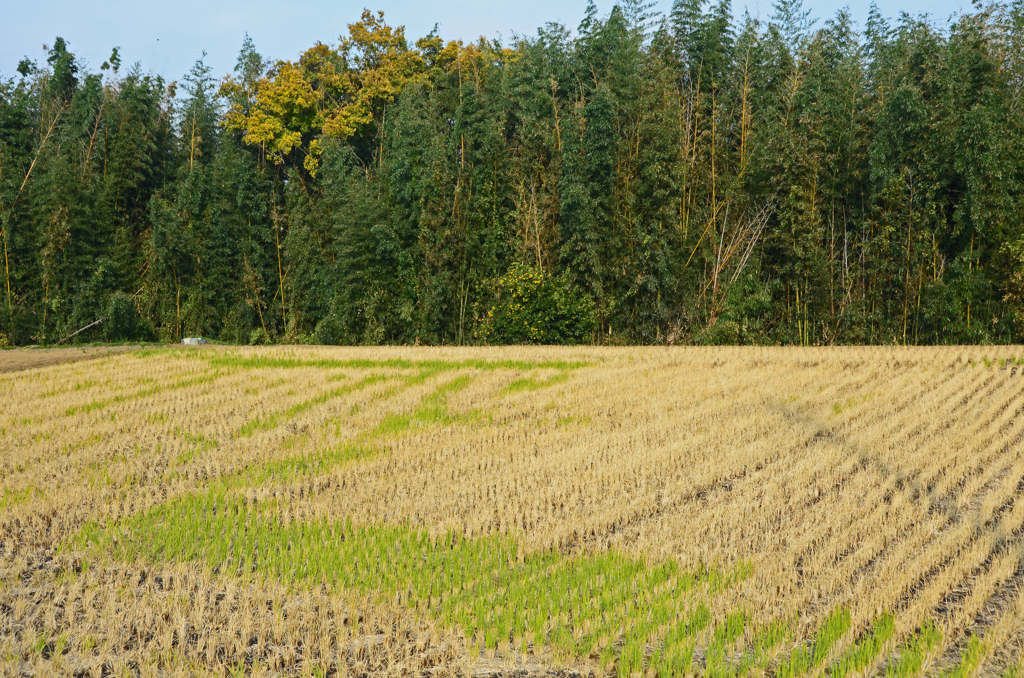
(3, 0, 1024, 346)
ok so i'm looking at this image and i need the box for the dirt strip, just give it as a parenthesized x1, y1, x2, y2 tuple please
(0, 346, 139, 373)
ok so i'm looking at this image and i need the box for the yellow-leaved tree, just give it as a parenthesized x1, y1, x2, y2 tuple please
(221, 10, 462, 175)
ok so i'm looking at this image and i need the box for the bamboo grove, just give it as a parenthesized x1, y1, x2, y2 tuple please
(4, 0, 1024, 347)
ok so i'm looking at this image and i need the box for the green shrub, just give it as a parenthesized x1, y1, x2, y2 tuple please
(104, 292, 141, 342)
(483, 264, 596, 345)
(221, 302, 256, 345)
(249, 327, 272, 345)
(313, 312, 344, 345)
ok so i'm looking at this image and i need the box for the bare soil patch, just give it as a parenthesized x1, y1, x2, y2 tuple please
(0, 345, 138, 373)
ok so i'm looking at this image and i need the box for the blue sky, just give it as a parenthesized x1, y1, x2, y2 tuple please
(2, 0, 971, 83)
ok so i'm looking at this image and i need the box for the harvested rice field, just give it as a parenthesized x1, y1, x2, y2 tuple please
(2, 345, 1024, 678)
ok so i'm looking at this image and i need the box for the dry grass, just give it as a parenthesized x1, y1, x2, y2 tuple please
(2, 345, 1024, 678)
